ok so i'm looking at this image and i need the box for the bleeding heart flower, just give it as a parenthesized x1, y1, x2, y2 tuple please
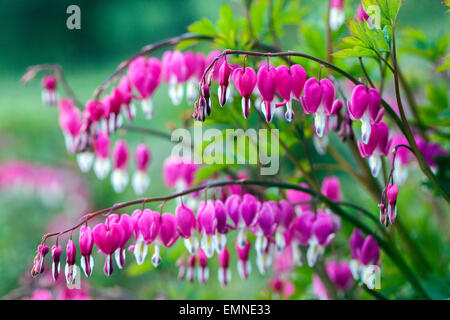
(257, 65, 278, 123)
(232, 66, 257, 119)
(92, 222, 125, 276)
(79, 226, 94, 277)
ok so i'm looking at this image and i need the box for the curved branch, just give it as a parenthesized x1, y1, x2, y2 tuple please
(93, 33, 212, 100)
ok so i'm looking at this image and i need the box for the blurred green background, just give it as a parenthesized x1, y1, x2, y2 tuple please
(0, 0, 448, 299)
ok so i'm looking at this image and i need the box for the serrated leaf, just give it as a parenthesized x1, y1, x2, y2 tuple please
(217, 5, 234, 34)
(188, 18, 217, 37)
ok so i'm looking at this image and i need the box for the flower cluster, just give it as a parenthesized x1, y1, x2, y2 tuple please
(31, 175, 364, 291)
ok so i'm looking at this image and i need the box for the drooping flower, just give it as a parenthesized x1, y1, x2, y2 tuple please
(257, 65, 278, 123)
(326, 261, 354, 291)
(184, 52, 206, 104)
(321, 176, 342, 202)
(384, 183, 399, 225)
(218, 59, 233, 106)
(176, 203, 199, 254)
(301, 78, 341, 138)
(389, 134, 411, 184)
(65, 239, 78, 285)
(329, 0, 345, 30)
(92, 221, 124, 276)
(232, 66, 257, 119)
(151, 213, 178, 267)
(269, 277, 296, 299)
(117, 76, 136, 121)
(42, 75, 58, 106)
(307, 211, 338, 267)
(197, 248, 209, 284)
(134, 209, 160, 265)
(51, 245, 62, 281)
(254, 201, 278, 273)
(197, 200, 218, 258)
(58, 98, 82, 154)
(275, 200, 294, 251)
(236, 194, 260, 249)
(132, 144, 151, 195)
(347, 84, 383, 143)
(31, 244, 49, 277)
(163, 156, 198, 191)
(107, 214, 133, 269)
(79, 226, 94, 277)
(291, 210, 315, 266)
(236, 239, 252, 280)
(286, 182, 312, 214)
(162, 51, 188, 105)
(359, 235, 380, 289)
(275, 64, 307, 121)
(214, 200, 228, 253)
(111, 140, 129, 193)
(93, 131, 111, 180)
(128, 56, 162, 119)
(358, 121, 390, 177)
(349, 228, 365, 279)
(218, 246, 231, 286)
(103, 87, 123, 132)
(187, 254, 196, 283)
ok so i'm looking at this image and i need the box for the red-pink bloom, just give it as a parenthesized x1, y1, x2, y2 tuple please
(196, 249, 209, 284)
(79, 226, 94, 277)
(232, 66, 257, 119)
(197, 200, 218, 258)
(236, 239, 251, 279)
(301, 78, 339, 138)
(218, 59, 233, 106)
(358, 121, 390, 177)
(257, 65, 278, 123)
(111, 140, 129, 193)
(286, 182, 312, 214)
(326, 261, 354, 291)
(51, 245, 62, 281)
(207, 50, 224, 81)
(117, 76, 136, 121)
(347, 84, 383, 143)
(162, 51, 188, 105)
(58, 98, 82, 153)
(128, 56, 162, 119)
(93, 131, 111, 180)
(321, 176, 342, 202)
(386, 184, 399, 225)
(31, 244, 49, 277)
(269, 277, 295, 299)
(176, 203, 198, 254)
(42, 75, 58, 106)
(132, 144, 151, 195)
(65, 239, 77, 284)
(92, 222, 124, 276)
(107, 213, 133, 269)
(218, 247, 231, 286)
(162, 156, 198, 190)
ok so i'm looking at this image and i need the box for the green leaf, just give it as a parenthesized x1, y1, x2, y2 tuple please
(333, 47, 377, 58)
(217, 5, 234, 34)
(435, 55, 450, 73)
(188, 18, 217, 37)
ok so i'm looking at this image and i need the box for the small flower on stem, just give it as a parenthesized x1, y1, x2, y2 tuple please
(218, 246, 231, 286)
(79, 226, 94, 277)
(93, 131, 111, 180)
(65, 239, 78, 285)
(232, 66, 257, 119)
(51, 244, 62, 281)
(58, 98, 82, 154)
(358, 121, 390, 177)
(92, 221, 124, 276)
(196, 249, 209, 284)
(132, 144, 151, 195)
(197, 200, 218, 258)
(236, 239, 252, 280)
(257, 64, 278, 123)
(42, 75, 58, 106)
(218, 59, 233, 106)
(111, 140, 129, 193)
(107, 213, 133, 269)
(31, 244, 49, 277)
(176, 203, 199, 255)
